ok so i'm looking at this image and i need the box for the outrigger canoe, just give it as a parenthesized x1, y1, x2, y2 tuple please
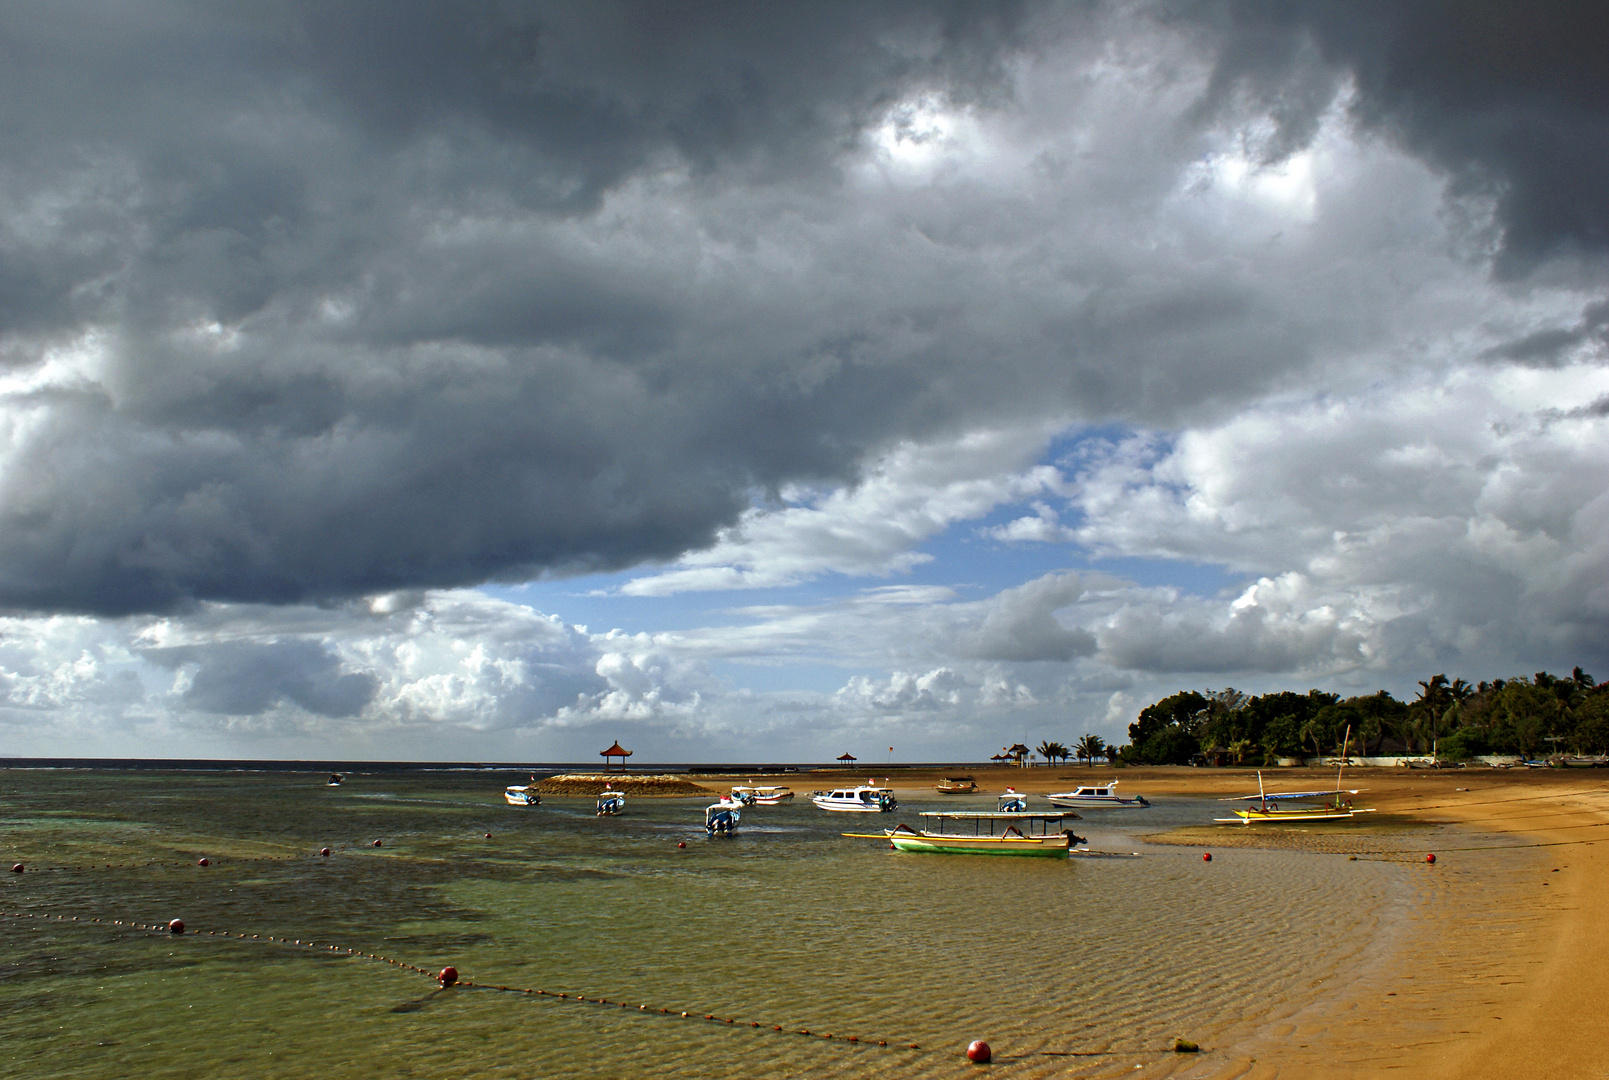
(845, 810, 1084, 858)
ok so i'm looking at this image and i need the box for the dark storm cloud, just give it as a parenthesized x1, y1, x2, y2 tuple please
(1189, 0, 1609, 275)
(148, 638, 377, 717)
(0, 1, 1035, 614)
(0, 1, 1603, 617)
(1482, 299, 1609, 367)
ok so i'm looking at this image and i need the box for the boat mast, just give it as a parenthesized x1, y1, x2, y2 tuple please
(1336, 724, 1352, 809)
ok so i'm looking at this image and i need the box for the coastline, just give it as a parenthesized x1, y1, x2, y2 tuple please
(746, 764, 1609, 1077)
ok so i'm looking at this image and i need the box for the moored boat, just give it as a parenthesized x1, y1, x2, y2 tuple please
(596, 788, 625, 816)
(503, 784, 541, 806)
(811, 785, 897, 812)
(705, 798, 742, 835)
(327, 773, 343, 786)
(846, 810, 1085, 858)
(1044, 781, 1149, 809)
(730, 785, 795, 805)
(1216, 725, 1373, 824)
(935, 776, 977, 794)
(996, 788, 1030, 812)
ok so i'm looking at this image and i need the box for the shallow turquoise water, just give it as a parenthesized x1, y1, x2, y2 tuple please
(1, 770, 1415, 1078)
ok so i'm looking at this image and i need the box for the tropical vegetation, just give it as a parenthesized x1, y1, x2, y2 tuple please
(1111, 667, 1608, 765)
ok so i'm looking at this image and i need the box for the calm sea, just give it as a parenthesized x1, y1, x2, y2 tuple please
(2, 770, 1417, 1078)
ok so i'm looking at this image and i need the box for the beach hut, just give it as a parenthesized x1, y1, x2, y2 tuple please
(836, 752, 858, 768)
(1006, 743, 1030, 767)
(599, 740, 633, 772)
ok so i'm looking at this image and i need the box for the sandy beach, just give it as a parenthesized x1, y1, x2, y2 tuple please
(738, 764, 1609, 1078)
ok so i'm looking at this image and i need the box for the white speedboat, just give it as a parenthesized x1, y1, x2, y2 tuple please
(810, 785, 897, 812)
(1044, 781, 1149, 809)
(705, 799, 742, 835)
(596, 788, 625, 816)
(503, 785, 541, 806)
(730, 785, 794, 805)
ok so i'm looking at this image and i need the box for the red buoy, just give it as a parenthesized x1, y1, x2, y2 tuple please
(484, 833, 492, 839)
(10, 863, 22, 873)
(320, 848, 331, 857)
(677, 841, 686, 848)
(438, 966, 458, 987)
(1203, 852, 1212, 862)
(197, 858, 209, 867)
(372, 839, 383, 847)
(168, 919, 185, 934)
(967, 1039, 992, 1063)
(1426, 853, 1436, 864)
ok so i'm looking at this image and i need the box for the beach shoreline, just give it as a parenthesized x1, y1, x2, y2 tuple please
(733, 764, 1609, 1078)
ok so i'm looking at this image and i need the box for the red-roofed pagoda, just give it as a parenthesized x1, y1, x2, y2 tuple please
(599, 740, 633, 771)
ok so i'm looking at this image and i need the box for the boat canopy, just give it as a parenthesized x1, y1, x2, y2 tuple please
(918, 810, 1075, 821)
(1221, 788, 1361, 802)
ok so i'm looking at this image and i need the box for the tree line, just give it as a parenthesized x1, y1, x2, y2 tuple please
(1115, 667, 1609, 765)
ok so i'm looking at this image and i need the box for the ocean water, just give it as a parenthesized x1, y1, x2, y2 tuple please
(1, 770, 1417, 1079)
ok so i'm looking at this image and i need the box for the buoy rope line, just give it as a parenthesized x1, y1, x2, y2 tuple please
(6, 853, 321, 873)
(0, 909, 925, 1055)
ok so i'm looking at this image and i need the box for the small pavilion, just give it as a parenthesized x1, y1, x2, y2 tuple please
(836, 752, 858, 768)
(599, 740, 633, 772)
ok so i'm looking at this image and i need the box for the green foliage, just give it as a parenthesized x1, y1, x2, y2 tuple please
(1112, 666, 1607, 763)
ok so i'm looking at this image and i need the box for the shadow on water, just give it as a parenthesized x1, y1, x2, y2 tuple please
(390, 988, 450, 1014)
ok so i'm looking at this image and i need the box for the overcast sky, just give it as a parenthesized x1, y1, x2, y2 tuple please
(2, 1, 1607, 762)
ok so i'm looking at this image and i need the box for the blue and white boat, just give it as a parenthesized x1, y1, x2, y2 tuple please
(504, 784, 541, 806)
(705, 799, 742, 835)
(996, 789, 1030, 813)
(595, 788, 625, 816)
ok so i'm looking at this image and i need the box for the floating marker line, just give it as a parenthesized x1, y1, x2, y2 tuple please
(0, 909, 922, 1054)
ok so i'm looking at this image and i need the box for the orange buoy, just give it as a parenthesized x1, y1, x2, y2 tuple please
(438, 966, 458, 987)
(1203, 852, 1212, 861)
(168, 919, 185, 934)
(967, 1039, 992, 1063)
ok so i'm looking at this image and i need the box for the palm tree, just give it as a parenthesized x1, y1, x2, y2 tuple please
(1415, 674, 1451, 755)
(1075, 733, 1105, 765)
(1036, 740, 1057, 767)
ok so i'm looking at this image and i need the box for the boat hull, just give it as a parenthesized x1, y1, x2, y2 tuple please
(1214, 808, 1364, 824)
(887, 833, 1070, 858)
(1044, 796, 1147, 809)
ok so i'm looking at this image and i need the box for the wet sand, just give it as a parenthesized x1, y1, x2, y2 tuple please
(757, 764, 1609, 1078)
